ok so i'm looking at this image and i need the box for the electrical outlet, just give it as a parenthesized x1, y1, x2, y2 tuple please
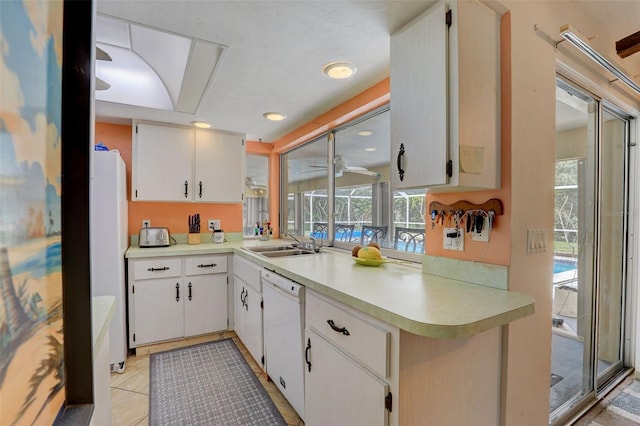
(472, 227, 490, 243)
(142, 219, 151, 228)
(443, 227, 464, 251)
(209, 219, 220, 231)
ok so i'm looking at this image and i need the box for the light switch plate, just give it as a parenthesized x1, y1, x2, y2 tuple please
(443, 227, 464, 251)
(209, 219, 220, 231)
(142, 219, 150, 228)
(527, 228, 548, 254)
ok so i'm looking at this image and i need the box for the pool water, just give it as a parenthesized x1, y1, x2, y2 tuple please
(554, 258, 577, 274)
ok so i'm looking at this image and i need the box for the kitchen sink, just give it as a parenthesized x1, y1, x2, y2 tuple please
(244, 245, 316, 258)
(246, 245, 296, 253)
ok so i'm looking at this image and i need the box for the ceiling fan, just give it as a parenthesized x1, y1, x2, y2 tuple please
(95, 47, 111, 91)
(246, 177, 267, 193)
(308, 156, 380, 178)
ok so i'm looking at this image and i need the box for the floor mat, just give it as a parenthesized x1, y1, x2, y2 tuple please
(149, 338, 286, 426)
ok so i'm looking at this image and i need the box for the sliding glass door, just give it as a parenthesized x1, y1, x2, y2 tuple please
(550, 77, 632, 423)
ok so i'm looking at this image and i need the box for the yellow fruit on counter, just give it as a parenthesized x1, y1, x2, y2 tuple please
(357, 246, 382, 260)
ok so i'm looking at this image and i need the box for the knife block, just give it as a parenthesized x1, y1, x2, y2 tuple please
(188, 233, 201, 245)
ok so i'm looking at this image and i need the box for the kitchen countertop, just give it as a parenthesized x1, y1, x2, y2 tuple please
(126, 239, 535, 339)
(92, 295, 115, 356)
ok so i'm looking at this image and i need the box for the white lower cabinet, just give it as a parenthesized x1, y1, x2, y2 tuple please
(305, 328, 390, 426)
(128, 255, 228, 348)
(184, 274, 228, 336)
(232, 255, 264, 367)
(305, 290, 394, 426)
(131, 278, 184, 346)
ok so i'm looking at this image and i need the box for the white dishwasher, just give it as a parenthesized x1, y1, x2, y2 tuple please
(261, 269, 305, 419)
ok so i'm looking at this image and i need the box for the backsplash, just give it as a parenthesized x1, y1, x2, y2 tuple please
(422, 255, 508, 290)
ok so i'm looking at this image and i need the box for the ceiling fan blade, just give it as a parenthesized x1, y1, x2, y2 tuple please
(96, 46, 112, 61)
(96, 77, 111, 91)
(344, 167, 380, 178)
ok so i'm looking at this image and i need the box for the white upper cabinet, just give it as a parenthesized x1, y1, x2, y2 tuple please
(195, 129, 245, 203)
(133, 122, 194, 201)
(390, 0, 500, 191)
(132, 121, 245, 203)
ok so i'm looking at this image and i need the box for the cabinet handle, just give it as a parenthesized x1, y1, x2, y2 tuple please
(397, 143, 405, 182)
(176, 283, 180, 302)
(240, 287, 245, 305)
(188, 282, 192, 301)
(244, 290, 248, 311)
(305, 338, 312, 372)
(197, 263, 216, 268)
(184, 180, 189, 198)
(327, 319, 350, 336)
(199, 181, 203, 198)
(147, 267, 170, 272)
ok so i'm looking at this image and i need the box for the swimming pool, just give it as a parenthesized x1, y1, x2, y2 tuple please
(554, 257, 577, 274)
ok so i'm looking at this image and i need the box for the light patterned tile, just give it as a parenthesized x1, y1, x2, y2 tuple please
(111, 355, 149, 388)
(111, 388, 148, 426)
(135, 416, 149, 426)
(114, 365, 150, 394)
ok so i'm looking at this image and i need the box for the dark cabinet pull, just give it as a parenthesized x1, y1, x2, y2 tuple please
(175, 283, 180, 302)
(184, 180, 189, 198)
(397, 143, 405, 182)
(240, 288, 246, 306)
(199, 181, 203, 198)
(188, 282, 192, 301)
(327, 319, 350, 336)
(147, 266, 170, 272)
(244, 289, 248, 311)
(305, 338, 312, 372)
(197, 263, 216, 268)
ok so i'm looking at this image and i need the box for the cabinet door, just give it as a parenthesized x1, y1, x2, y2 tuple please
(133, 123, 194, 201)
(194, 130, 245, 203)
(233, 279, 247, 340)
(234, 277, 264, 367)
(305, 329, 389, 426)
(184, 274, 228, 336)
(390, 2, 448, 189)
(130, 278, 184, 346)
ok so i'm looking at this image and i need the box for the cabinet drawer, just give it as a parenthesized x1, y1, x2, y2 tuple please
(132, 258, 182, 280)
(233, 255, 262, 293)
(306, 291, 390, 378)
(185, 255, 227, 275)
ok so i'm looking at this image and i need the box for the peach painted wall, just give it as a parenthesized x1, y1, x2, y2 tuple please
(95, 123, 243, 236)
(425, 11, 511, 266)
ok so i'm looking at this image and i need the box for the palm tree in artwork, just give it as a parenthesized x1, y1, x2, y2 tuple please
(0, 248, 31, 339)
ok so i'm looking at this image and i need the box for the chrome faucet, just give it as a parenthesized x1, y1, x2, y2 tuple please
(287, 234, 321, 252)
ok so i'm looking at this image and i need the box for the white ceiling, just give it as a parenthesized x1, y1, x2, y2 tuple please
(96, 0, 435, 142)
(95, 1, 640, 149)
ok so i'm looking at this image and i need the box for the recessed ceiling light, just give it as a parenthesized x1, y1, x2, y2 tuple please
(191, 121, 211, 128)
(358, 130, 373, 136)
(365, 147, 377, 152)
(263, 112, 287, 121)
(322, 62, 357, 79)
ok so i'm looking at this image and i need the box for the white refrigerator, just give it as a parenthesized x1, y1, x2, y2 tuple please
(90, 150, 128, 373)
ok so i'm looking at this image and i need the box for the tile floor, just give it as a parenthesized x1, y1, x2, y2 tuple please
(110, 331, 304, 426)
(572, 376, 640, 425)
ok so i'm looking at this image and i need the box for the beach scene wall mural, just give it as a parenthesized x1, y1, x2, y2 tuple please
(0, 1, 66, 424)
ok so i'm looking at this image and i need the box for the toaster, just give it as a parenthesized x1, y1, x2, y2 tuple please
(138, 227, 171, 247)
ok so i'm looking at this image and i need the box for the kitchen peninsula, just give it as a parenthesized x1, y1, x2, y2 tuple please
(126, 239, 535, 425)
